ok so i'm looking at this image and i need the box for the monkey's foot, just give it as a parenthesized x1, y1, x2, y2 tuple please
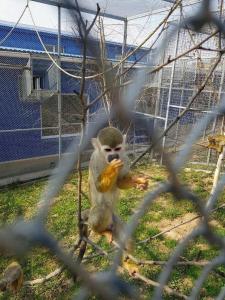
(102, 230, 113, 244)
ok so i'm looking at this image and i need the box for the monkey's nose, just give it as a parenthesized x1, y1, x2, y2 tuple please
(108, 154, 119, 162)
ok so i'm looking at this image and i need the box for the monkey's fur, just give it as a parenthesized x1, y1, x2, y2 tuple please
(0, 262, 23, 293)
(86, 127, 148, 249)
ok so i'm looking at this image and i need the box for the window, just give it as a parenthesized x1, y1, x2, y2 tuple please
(33, 76, 43, 90)
(19, 58, 57, 102)
(45, 44, 64, 54)
(41, 94, 88, 137)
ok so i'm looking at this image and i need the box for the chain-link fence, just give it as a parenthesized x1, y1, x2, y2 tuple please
(0, 7, 149, 185)
(1, 0, 225, 299)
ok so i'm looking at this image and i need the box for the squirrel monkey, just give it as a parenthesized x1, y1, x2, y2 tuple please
(87, 126, 148, 249)
(0, 261, 23, 293)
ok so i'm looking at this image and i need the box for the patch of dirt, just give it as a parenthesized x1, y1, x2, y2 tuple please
(157, 242, 170, 254)
(196, 242, 210, 251)
(63, 183, 75, 191)
(181, 277, 193, 290)
(202, 177, 213, 186)
(157, 212, 200, 240)
(155, 213, 222, 241)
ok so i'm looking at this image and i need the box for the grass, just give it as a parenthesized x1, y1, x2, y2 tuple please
(0, 162, 225, 299)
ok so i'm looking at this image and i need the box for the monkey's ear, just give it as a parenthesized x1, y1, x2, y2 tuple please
(91, 138, 100, 150)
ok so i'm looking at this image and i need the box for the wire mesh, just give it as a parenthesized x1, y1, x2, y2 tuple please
(1, 0, 225, 299)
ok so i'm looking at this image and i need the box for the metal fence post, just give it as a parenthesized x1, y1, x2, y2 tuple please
(57, 5, 62, 160)
(161, 22, 180, 164)
(207, 58, 225, 165)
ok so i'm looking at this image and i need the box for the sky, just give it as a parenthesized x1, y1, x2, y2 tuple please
(0, 0, 173, 46)
(0, 0, 209, 46)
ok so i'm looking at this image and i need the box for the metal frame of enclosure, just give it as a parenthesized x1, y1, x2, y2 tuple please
(0, 0, 224, 185)
(0, 0, 154, 184)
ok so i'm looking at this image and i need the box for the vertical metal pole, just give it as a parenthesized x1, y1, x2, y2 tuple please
(57, 5, 62, 161)
(152, 44, 166, 161)
(155, 38, 167, 120)
(174, 71, 184, 152)
(155, 61, 164, 118)
(161, 23, 180, 164)
(203, 61, 214, 140)
(174, 58, 196, 152)
(120, 18, 127, 84)
(207, 58, 225, 165)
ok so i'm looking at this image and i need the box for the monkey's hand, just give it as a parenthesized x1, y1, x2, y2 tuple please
(133, 175, 149, 190)
(117, 173, 148, 190)
(97, 159, 124, 192)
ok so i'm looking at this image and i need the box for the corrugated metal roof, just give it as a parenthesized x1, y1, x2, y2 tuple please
(0, 45, 95, 62)
(0, 24, 149, 64)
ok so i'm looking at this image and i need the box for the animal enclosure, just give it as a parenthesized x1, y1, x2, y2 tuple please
(1, 0, 225, 299)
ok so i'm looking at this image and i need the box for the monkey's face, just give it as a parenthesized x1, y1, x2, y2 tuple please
(91, 127, 126, 164)
(102, 144, 124, 163)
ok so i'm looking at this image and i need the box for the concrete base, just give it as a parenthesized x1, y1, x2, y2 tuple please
(0, 145, 149, 187)
(0, 151, 91, 187)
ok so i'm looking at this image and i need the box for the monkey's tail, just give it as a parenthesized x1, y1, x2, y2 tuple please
(0, 278, 7, 292)
(77, 216, 89, 264)
(76, 239, 87, 265)
(73, 210, 90, 282)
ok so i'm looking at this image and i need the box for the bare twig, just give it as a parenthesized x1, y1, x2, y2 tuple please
(82, 237, 108, 256)
(2, 1, 225, 299)
(133, 272, 188, 299)
(131, 53, 223, 167)
(75, 3, 100, 267)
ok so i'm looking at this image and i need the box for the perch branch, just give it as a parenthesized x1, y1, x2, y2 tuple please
(133, 271, 187, 299)
(82, 237, 108, 256)
(75, 3, 100, 268)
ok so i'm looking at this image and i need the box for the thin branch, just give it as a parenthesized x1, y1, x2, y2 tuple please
(131, 52, 223, 167)
(24, 240, 81, 286)
(140, 203, 225, 244)
(133, 272, 187, 299)
(24, 267, 63, 286)
(132, 259, 210, 267)
(149, 29, 218, 75)
(75, 2, 100, 267)
(82, 237, 108, 256)
(87, 29, 218, 112)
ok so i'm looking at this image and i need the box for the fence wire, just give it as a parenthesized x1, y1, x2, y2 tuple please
(1, 0, 225, 299)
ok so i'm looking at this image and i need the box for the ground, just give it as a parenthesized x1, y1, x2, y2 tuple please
(0, 162, 225, 299)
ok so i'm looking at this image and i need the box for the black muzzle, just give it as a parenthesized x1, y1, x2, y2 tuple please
(108, 154, 119, 162)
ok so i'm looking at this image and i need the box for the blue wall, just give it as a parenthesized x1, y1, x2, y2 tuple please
(0, 24, 148, 62)
(0, 25, 81, 56)
(0, 66, 78, 162)
(0, 24, 148, 162)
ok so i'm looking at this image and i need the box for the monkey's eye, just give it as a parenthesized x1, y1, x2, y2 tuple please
(115, 147, 121, 151)
(104, 148, 112, 152)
